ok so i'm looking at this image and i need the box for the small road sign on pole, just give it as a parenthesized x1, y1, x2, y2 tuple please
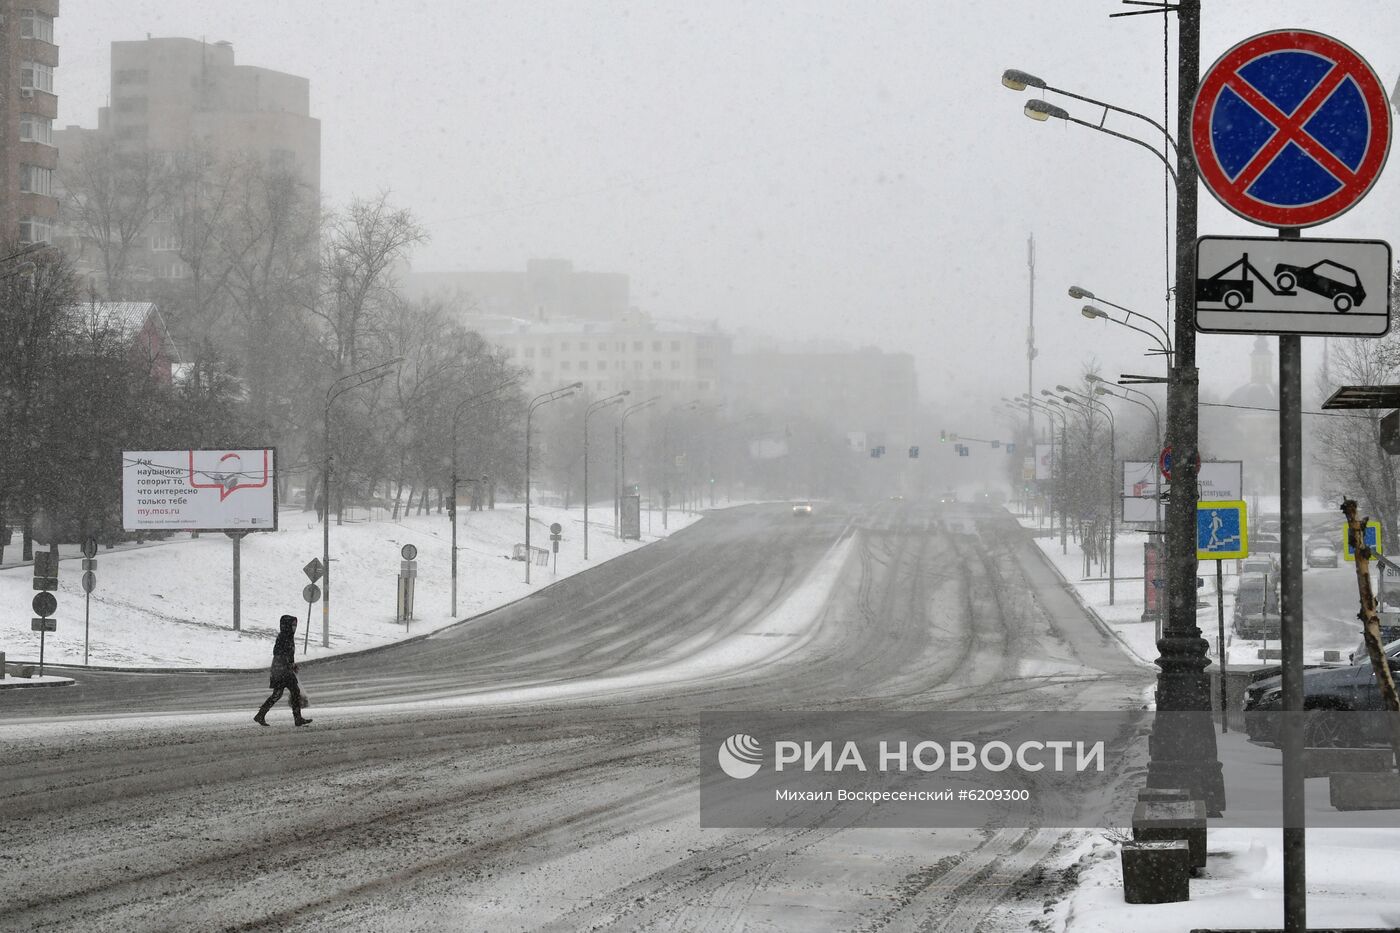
(1195, 235, 1391, 335)
(1197, 500, 1249, 561)
(1343, 519, 1382, 561)
(1192, 30, 1392, 229)
(303, 558, 324, 583)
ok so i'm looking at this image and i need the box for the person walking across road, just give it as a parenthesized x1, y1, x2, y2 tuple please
(254, 614, 313, 726)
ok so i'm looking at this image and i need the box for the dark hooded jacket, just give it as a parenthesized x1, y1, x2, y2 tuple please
(269, 614, 299, 689)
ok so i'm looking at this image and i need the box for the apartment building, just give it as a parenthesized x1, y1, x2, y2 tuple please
(485, 311, 732, 403)
(0, 1, 60, 244)
(54, 36, 320, 282)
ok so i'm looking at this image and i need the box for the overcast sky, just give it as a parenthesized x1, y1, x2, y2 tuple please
(56, 1, 1400, 419)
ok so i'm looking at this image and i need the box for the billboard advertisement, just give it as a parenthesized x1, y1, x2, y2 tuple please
(123, 449, 277, 531)
(1034, 443, 1053, 480)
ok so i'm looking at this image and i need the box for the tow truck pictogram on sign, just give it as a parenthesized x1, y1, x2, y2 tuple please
(1195, 235, 1391, 336)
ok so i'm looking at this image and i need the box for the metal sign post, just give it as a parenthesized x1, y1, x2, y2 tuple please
(81, 537, 97, 665)
(225, 530, 249, 631)
(1193, 28, 1393, 931)
(1197, 500, 1248, 735)
(302, 558, 324, 651)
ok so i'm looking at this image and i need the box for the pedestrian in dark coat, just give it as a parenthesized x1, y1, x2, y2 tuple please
(254, 614, 312, 726)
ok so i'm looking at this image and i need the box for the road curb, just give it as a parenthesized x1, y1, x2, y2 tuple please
(1020, 528, 1156, 669)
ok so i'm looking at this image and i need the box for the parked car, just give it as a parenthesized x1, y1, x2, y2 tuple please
(1306, 540, 1339, 568)
(1244, 639, 1400, 747)
(1240, 556, 1276, 576)
(1349, 625, 1400, 664)
(1233, 572, 1280, 639)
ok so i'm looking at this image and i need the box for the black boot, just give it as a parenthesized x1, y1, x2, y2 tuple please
(255, 693, 277, 725)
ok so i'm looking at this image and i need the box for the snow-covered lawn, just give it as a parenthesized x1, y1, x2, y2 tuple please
(0, 502, 700, 672)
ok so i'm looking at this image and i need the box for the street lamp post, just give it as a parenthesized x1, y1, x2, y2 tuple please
(1063, 388, 1116, 606)
(617, 396, 660, 537)
(525, 383, 582, 584)
(322, 358, 402, 648)
(1092, 377, 1163, 531)
(585, 391, 629, 560)
(1039, 392, 1071, 553)
(1007, 18, 1227, 815)
(450, 376, 519, 617)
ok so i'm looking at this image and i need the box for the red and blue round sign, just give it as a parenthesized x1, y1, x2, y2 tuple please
(1192, 30, 1391, 228)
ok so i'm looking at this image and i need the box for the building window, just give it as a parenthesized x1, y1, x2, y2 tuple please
(559, 341, 570, 352)
(633, 341, 643, 351)
(579, 361, 589, 372)
(671, 360, 681, 371)
(560, 361, 572, 371)
(20, 10, 54, 43)
(617, 341, 626, 352)
(578, 341, 588, 352)
(633, 360, 643, 371)
(19, 216, 51, 244)
(698, 357, 714, 371)
(21, 62, 54, 93)
(671, 340, 681, 352)
(540, 346, 552, 359)
(652, 340, 662, 351)
(159, 263, 187, 280)
(19, 114, 52, 145)
(115, 69, 149, 85)
(19, 164, 51, 196)
(149, 232, 181, 252)
(652, 361, 662, 371)
(598, 360, 607, 371)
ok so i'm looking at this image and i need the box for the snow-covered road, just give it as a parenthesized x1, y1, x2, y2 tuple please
(0, 502, 1150, 931)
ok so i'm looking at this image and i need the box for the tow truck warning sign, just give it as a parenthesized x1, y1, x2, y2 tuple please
(1195, 235, 1391, 336)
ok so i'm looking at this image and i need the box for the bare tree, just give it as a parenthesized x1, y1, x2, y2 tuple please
(58, 139, 173, 298)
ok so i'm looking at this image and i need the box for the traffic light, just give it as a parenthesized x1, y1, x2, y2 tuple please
(909, 446, 919, 458)
(940, 430, 946, 443)
(1006, 443, 1017, 455)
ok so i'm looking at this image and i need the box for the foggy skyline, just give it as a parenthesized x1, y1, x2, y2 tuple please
(54, 1, 1400, 411)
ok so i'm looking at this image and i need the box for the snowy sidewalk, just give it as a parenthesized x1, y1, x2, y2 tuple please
(1009, 507, 1400, 931)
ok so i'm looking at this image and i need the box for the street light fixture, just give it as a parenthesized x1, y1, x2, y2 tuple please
(584, 390, 630, 560)
(1080, 305, 1173, 359)
(524, 382, 583, 584)
(449, 375, 520, 616)
(1000, 67, 1179, 155)
(322, 357, 403, 647)
(1071, 286, 1173, 351)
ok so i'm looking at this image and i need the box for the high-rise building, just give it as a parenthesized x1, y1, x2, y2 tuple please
(55, 36, 320, 282)
(0, 1, 60, 244)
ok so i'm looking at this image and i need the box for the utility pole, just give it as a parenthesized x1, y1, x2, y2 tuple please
(1027, 233, 1037, 517)
(1149, 0, 1226, 815)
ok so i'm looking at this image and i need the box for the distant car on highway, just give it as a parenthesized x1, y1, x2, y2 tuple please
(937, 490, 957, 504)
(1306, 540, 1339, 568)
(792, 501, 813, 516)
(1273, 259, 1366, 312)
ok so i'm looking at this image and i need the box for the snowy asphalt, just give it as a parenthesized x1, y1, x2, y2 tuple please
(0, 501, 1151, 931)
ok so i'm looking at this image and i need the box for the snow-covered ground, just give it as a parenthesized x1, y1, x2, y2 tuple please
(1016, 511, 1367, 668)
(1010, 506, 1400, 931)
(0, 501, 701, 673)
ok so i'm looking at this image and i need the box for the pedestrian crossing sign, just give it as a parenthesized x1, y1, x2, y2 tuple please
(1197, 500, 1248, 560)
(1343, 520, 1382, 562)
